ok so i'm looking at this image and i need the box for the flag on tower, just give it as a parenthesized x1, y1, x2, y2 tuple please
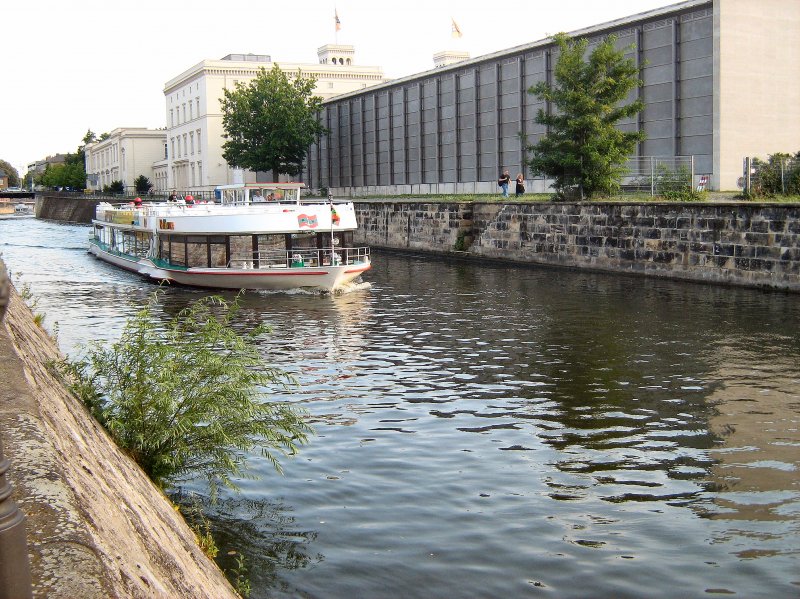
(451, 17, 462, 38)
(335, 9, 341, 31)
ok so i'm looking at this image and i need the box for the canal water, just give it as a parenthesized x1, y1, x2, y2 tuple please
(1, 217, 799, 598)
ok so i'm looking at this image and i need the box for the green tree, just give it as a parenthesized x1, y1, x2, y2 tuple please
(60, 292, 312, 496)
(38, 162, 86, 190)
(82, 129, 97, 146)
(526, 33, 645, 199)
(220, 64, 327, 177)
(0, 159, 20, 187)
(134, 175, 153, 195)
(103, 180, 125, 194)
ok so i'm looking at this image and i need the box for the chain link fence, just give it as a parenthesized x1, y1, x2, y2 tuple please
(619, 156, 704, 197)
(743, 154, 800, 196)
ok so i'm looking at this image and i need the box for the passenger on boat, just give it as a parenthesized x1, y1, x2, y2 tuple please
(133, 197, 142, 206)
(267, 193, 276, 202)
(185, 195, 195, 205)
(252, 191, 265, 202)
(168, 190, 178, 202)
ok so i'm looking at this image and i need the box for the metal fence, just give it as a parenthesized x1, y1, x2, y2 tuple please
(743, 155, 800, 196)
(619, 156, 702, 196)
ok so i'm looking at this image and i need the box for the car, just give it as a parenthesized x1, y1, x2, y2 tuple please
(6, 187, 22, 192)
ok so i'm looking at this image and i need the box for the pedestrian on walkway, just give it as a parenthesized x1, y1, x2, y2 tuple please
(515, 173, 525, 197)
(498, 170, 511, 198)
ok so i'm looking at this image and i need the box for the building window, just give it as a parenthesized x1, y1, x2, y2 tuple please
(190, 131, 194, 155)
(170, 109, 174, 127)
(196, 96, 200, 116)
(197, 162, 202, 185)
(197, 130, 201, 154)
(183, 104, 186, 122)
(164, 143, 168, 159)
(183, 134, 188, 157)
(170, 138, 175, 159)
(189, 100, 193, 120)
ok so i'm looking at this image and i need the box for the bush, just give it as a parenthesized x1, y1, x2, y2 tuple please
(59, 291, 311, 496)
(750, 152, 800, 197)
(103, 180, 125, 194)
(134, 175, 153, 195)
(654, 164, 705, 202)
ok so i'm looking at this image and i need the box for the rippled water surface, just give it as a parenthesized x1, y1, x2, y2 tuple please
(2, 218, 799, 597)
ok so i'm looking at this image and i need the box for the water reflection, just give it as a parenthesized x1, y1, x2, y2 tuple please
(173, 492, 322, 594)
(2, 219, 800, 597)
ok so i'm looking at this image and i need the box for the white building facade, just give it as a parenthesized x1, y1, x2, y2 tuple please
(85, 128, 167, 193)
(162, 45, 385, 193)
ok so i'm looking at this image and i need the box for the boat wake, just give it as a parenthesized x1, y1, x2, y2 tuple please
(334, 280, 372, 295)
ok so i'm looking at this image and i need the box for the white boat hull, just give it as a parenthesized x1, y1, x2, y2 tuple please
(88, 242, 370, 292)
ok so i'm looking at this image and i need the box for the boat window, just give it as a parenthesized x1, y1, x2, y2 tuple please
(210, 243, 227, 267)
(168, 235, 187, 266)
(291, 234, 318, 250)
(187, 240, 208, 268)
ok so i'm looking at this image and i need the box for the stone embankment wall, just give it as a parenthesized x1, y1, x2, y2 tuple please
(0, 280, 237, 598)
(354, 201, 800, 291)
(35, 195, 100, 222)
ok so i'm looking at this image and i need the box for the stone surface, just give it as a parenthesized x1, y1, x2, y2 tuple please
(0, 280, 237, 598)
(354, 200, 800, 292)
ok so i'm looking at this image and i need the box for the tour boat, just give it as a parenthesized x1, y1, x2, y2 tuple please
(88, 183, 371, 292)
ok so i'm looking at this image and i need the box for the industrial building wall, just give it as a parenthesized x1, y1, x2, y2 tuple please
(714, 0, 800, 191)
(309, 1, 716, 195)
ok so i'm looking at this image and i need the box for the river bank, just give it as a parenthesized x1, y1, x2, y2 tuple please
(0, 272, 237, 598)
(35, 194, 800, 292)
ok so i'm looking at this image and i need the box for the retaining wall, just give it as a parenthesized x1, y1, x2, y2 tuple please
(35, 195, 100, 223)
(0, 274, 237, 598)
(353, 201, 800, 292)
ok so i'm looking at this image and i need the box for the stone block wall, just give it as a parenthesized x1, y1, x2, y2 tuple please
(357, 202, 474, 251)
(36, 195, 100, 223)
(353, 201, 800, 292)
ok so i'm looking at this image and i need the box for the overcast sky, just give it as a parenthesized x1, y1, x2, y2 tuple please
(1, 0, 678, 177)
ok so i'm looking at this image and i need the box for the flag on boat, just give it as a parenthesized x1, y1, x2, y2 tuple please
(331, 204, 341, 225)
(451, 18, 462, 38)
(335, 9, 341, 31)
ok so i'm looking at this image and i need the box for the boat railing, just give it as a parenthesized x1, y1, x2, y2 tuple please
(228, 247, 370, 269)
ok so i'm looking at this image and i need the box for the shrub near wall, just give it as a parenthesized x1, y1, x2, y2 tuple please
(353, 201, 800, 292)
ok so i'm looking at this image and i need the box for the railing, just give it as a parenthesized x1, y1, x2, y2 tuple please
(228, 247, 370, 269)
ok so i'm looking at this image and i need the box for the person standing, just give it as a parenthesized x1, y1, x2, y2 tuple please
(515, 173, 525, 197)
(498, 170, 511, 198)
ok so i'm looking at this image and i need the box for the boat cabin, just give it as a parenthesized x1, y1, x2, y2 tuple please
(215, 182, 305, 205)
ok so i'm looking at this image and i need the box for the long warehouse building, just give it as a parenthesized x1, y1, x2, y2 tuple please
(307, 0, 800, 195)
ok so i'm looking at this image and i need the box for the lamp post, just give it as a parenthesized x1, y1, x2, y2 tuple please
(0, 260, 33, 599)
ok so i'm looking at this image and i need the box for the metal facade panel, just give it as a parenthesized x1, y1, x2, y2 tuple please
(309, 3, 716, 191)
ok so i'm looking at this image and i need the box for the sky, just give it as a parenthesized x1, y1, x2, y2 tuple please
(1, 0, 680, 178)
